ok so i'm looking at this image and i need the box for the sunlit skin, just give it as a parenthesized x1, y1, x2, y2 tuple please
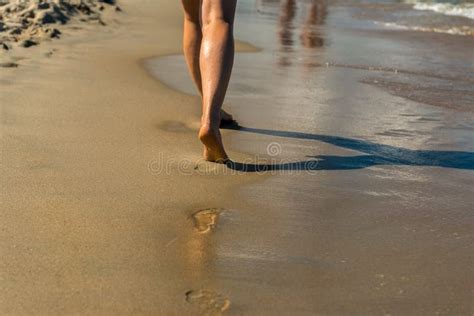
(181, 0, 237, 163)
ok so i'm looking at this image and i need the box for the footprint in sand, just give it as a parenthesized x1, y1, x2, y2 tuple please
(192, 209, 221, 234)
(157, 120, 193, 133)
(0, 62, 18, 68)
(185, 289, 230, 315)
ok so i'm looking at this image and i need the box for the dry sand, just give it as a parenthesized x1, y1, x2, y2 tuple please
(0, 0, 121, 49)
(1, 1, 260, 314)
(1, 0, 473, 315)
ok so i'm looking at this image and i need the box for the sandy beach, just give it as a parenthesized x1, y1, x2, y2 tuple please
(1, 0, 473, 315)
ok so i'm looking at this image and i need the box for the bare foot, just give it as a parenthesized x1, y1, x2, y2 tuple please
(220, 109, 239, 128)
(220, 109, 233, 122)
(199, 124, 228, 163)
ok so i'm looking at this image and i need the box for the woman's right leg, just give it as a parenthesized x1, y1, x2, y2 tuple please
(198, 0, 237, 163)
(181, 0, 234, 124)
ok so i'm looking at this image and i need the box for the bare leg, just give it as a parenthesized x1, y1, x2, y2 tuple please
(182, 0, 203, 95)
(198, 0, 236, 162)
(181, 0, 234, 124)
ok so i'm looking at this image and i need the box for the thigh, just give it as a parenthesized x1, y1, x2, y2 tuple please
(201, 0, 237, 25)
(182, 0, 201, 23)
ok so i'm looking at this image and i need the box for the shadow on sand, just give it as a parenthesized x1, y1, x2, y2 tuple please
(222, 125, 474, 172)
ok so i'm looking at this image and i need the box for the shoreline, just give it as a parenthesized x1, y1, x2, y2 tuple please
(139, 38, 260, 100)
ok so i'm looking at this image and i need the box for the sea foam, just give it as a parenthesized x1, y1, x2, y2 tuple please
(407, 1, 474, 20)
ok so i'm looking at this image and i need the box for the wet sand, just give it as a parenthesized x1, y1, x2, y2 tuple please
(1, 0, 473, 315)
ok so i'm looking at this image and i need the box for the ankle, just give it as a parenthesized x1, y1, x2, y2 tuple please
(201, 112, 221, 127)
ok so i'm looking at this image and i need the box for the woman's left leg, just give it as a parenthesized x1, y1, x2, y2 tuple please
(182, 0, 203, 95)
